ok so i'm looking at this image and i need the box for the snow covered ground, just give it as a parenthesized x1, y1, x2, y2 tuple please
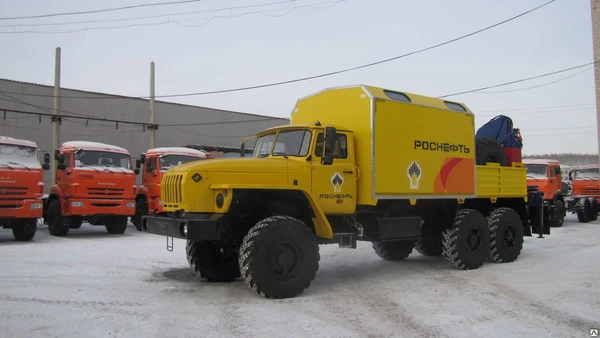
(0, 214, 598, 338)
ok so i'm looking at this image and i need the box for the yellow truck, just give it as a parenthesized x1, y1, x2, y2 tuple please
(140, 85, 548, 299)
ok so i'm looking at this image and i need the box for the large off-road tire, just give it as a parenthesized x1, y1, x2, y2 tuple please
(12, 218, 37, 241)
(47, 199, 70, 237)
(475, 137, 508, 166)
(132, 198, 147, 231)
(576, 198, 591, 223)
(414, 228, 443, 257)
(442, 209, 490, 270)
(550, 200, 565, 227)
(486, 207, 524, 263)
(589, 199, 599, 221)
(186, 240, 240, 282)
(238, 215, 320, 299)
(68, 216, 84, 229)
(105, 216, 127, 234)
(373, 240, 416, 260)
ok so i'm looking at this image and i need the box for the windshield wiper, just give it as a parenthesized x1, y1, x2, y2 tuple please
(8, 161, 31, 171)
(0, 161, 15, 170)
(109, 165, 127, 173)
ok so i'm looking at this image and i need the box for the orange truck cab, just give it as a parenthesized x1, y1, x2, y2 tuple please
(523, 159, 566, 227)
(0, 136, 50, 241)
(132, 147, 207, 230)
(567, 164, 600, 223)
(45, 141, 138, 237)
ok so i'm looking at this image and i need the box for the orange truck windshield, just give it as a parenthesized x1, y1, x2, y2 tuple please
(0, 143, 41, 169)
(524, 163, 547, 178)
(74, 149, 131, 170)
(573, 168, 600, 179)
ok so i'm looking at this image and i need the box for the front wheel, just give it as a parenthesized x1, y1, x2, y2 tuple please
(47, 199, 69, 237)
(238, 216, 320, 299)
(105, 216, 127, 234)
(589, 199, 598, 221)
(550, 200, 565, 227)
(12, 218, 37, 241)
(576, 198, 591, 223)
(133, 198, 148, 231)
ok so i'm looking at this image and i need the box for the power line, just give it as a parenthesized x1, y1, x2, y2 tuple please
(0, 0, 556, 99)
(437, 61, 598, 98)
(475, 103, 595, 114)
(0, 0, 344, 35)
(0, 0, 204, 21)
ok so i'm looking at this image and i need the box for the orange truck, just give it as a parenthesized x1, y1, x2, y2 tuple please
(567, 164, 600, 223)
(132, 147, 207, 230)
(0, 136, 50, 241)
(44, 141, 138, 236)
(523, 159, 566, 227)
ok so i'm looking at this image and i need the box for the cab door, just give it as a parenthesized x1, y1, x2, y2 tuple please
(310, 130, 357, 214)
(547, 165, 560, 199)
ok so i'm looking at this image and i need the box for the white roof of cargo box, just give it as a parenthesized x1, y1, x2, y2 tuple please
(146, 147, 207, 157)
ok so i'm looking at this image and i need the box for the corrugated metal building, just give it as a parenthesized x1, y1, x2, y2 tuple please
(0, 78, 290, 190)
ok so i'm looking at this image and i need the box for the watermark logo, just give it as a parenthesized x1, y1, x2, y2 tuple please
(590, 328, 599, 337)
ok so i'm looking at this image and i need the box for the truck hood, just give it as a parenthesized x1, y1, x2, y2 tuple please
(173, 157, 289, 175)
(73, 168, 136, 198)
(0, 168, 44, 199)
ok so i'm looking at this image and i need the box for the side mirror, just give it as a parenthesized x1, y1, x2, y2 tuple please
(240, 142, 246, 157)
(57, 153, 65, 164)
(134, 168, 140, 175)
(568, 171, 572, 180)
(57, 163, 66, 170)
(322, 154, 334, 165)
(324, 127, 336, 154)
(54, 149, 60, 161)
(135, 159, 142, 169)
(43, 153, 50, 164)
(42, 163, 50, 170)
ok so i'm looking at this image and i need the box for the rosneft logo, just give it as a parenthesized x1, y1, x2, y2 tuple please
(319, 172, 353, 200)
(407, 160, 422, 190)
(331, 172, 343, 193)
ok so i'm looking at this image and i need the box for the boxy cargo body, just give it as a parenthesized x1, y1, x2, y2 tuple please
(0, 136, 50, 241)
(140, 85, 547, 299)
(44, 141, 137, 236)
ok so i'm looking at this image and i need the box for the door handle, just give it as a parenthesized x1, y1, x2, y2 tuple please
(343, 171, 353, 174)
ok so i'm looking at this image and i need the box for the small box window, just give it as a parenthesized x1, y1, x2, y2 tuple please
(383, 90, 411, 103)
(444, 101, 467, 112)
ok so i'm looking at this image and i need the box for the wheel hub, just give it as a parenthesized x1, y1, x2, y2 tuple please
(503, 225, 516, 248)
(466, 227, 481, 253)
(269, 242, 302, 279)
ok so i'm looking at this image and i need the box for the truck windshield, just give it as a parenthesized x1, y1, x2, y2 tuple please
(573, 168, 600, 179)
(0, 143, 41, 169)
(74, 150, 131, 169)
(252, 130, 312, 158)
(159, 155, 204, 171)
(524, 164, 547, 178)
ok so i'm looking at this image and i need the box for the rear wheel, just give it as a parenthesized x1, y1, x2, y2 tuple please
(105, 216, 127, 234)
(550, 200, 565, 227)
(186, 240, 240, 282)
(486, 207, 524, 263)
(12, 218, 37, 241)
(133, 198, 148, 231)
(475, 137, 508, 166)
(47, 199, 69, 237)
(442, 209, 490, 270)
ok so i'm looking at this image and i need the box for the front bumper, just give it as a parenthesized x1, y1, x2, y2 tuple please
(140, 213, 222, 240)
(0, 199, 44, 219)
(66, 198, 136, 216)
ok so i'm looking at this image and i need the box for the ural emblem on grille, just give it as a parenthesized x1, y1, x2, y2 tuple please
(104, 189, 110, 194)
(192, 173, 202, 182)
(0, 188, 6, 194)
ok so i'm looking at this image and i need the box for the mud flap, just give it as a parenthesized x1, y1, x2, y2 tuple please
(528, 189, 550, 236)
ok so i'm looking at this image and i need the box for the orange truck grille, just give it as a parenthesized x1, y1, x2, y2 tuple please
(87, 188, 125, 196)
(581, 188, 600, 195)
(163, 174, 183, 204)
(0, 186, 28, 197)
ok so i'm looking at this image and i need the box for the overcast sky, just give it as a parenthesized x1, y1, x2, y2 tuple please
(0, 0, 597, 155)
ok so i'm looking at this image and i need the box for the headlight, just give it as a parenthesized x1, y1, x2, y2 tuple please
(72, 202, 84, 207)
(30, 203, 43, 209)
(183, 224, 188, 236)
(126, 202, 136, 208)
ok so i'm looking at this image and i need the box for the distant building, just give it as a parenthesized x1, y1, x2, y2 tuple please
(0, 78, 290, 190)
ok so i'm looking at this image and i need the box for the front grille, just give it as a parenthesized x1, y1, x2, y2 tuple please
(87, 188, 125, 196)
(0, 186, 28, 196)
(163, 174, 183, 204)
(581, 188, 600, 195)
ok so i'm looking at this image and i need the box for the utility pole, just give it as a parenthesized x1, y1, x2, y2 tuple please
(149, 61, 156, 149)
(51, 47, 61, 185)
(591, 0, 600, 161)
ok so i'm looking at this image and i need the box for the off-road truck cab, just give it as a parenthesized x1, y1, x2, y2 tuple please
(567, 164, 600, 223)
(523, 159, 566, 227)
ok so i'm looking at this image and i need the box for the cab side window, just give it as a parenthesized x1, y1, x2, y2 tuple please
(63, 153, 72, 169)
(314, 132, 348, 159)
(145, 158, 155, 172)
